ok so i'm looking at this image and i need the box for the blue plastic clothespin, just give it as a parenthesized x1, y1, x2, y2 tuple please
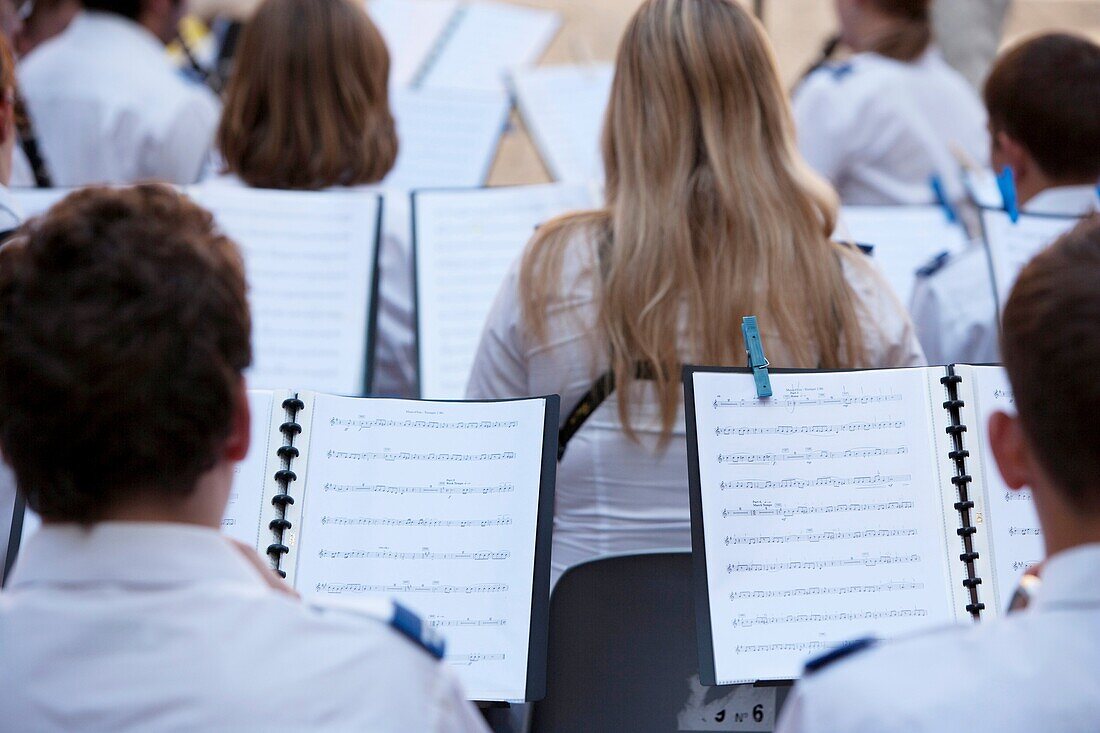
(741, 316, 772, 399)
(996, 166, 1019, 223)
(929, 175, 958, 224)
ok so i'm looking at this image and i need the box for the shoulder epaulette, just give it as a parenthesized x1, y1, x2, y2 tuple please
(836, 240, 874, 257)
(389, 601, 446, 660)
(916, 250, 952, 278)
(828, 62, 854, 81)
(804, 637, 877, 675)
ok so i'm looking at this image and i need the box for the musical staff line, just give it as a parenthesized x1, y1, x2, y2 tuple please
(716, 445, 908, 465)
(735, 642, 829, 654)
(322, 481, 515, 496)
(715, 420, 905, 436)
(317, 549, 511, 561)
(326, 450, 517, 462)
(319, 515, 513, 528)
(315, 582, 510, 594)
(1008, 526, 1041, 537)
(428, 617, 508, 628)
(719, 473, 912, 490)
(729, 581, 924, 600)
(446, 653, 507, 666)
(724, 528, 918, 546)
(329, 417, 519, 431)
(731, 608, 928, 628)
(721, 501, 914, 519)
(726, 553, 921, 574)
(713, 390, 903, 410)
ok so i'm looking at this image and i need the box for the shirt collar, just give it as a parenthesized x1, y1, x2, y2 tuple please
(1033, 543, 1100, 610)
(6, 522, 268, 590)
(1022, 185, 1100, 217)
(70, 10, 168, 60)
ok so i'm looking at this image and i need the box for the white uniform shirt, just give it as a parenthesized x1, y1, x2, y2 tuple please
(466, 228, 925, 583)
(0, 523, 490, 732)
(793, 47, 988, 205)
(776, 543, 1100, 733)
(202, 174, 418, 398)
(18, 11, 220, 186)
(910, 185, 1100, 365)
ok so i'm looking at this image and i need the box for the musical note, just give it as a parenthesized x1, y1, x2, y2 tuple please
(726, 554, 921, 573)
(724, 528, 918, 546)
(734, 642, 830, 654)
(722, 501, 914, 519)
(445, 653, 508, 665)
(317, 548, 511, 561)
(712, 389, 903, 410)
(1008, 526, 1041, 537)
(1003, 489, 1031, 502)
(329, 417, 520, 431)
(319, 515, 512, 528)
(428, 617, 509, 628)
(716, 445, 908, 465)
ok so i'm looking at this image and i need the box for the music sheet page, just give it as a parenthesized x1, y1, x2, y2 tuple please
(837, 206, 969, 305)
(188, 186, 379, 396)
(418, 0, 560, 93)
(383, 88, 510, 190)
(221, 390, 278, 549)
(291, 394, 548, 702)
(956, 365, 1044, 610)
(415, 183, 596, 398)
(690, 368, 959, 683)
(367, 0, 460, 89)
(982, 210, 1080, 307)
(511, 64, 613, 183)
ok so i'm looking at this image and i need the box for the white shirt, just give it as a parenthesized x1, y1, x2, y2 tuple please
(18, 11, 221, 186)
(0, 183, 23, 233)
(793, 47, 988, 205)
(0, 523, 490, 732)
(202, 174, 418, 398)
(466, 228, 925, 583)
(910, 184, 1100, 365)
(776, 543, 1100, 733)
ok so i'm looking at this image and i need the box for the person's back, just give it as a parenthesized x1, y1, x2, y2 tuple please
(0, 186, 489, 732)
(18, 1, 219, 185)
(777, 216, 1100, 733)
(793, 0, 988, 205)
(466, 0, 925, 582)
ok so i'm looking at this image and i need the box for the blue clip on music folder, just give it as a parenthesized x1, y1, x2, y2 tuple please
(741, 316, 772, 399)
(996, 166, 1019, 223)
(929, 175, 958, 223)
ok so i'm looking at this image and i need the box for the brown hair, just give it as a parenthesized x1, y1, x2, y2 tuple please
(866, 0, 931, 62)
(1002, 215, 1100, 513)
(0, 32, 13, 94)
(217, 0, 398, 190)
(521, 0, 867, 440)
(0, 186, 252, 522)
(984, 33, 1100, 182)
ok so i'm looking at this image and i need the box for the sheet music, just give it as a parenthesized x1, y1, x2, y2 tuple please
(510, 64, 613, 183)
(837, 206, 969, 305)
(690, 368, 960, 683)
(367, 0, 461, 89)
(415, 183, 597, 398)
(417, 0, 560, 93)
(982, 209, 1081, 307)
(291, 393, 548, 702)
(383, 88, 510, 190)
(221, 390, 277, 548)
(11, 187, 74, 219)
(187, 185, 379, 396)
(958, 365, 1043, 609)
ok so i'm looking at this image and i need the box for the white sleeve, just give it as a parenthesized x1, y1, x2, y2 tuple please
(774, 684, 812, 733)
(844, 255, 927, 368)
(909, 275, 948, 366)
(791, 74, 849, 184)
(430, 668, 493, 733)
(465, 260, 530, 399)
(147, 89, 221, 185)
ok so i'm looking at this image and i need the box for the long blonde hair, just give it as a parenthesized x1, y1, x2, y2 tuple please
(520, 0, 867, 439)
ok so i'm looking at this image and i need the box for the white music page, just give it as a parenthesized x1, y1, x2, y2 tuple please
(982, 210, 1081, 308)
(291, 393, 548, 703)
(222, 390, 278, 549)
(367, 0, 460, 89)
(690, 368, 960, 683)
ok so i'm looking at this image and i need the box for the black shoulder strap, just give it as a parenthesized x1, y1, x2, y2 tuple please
(558, 362, 656, 461)
(15, 92, 52, 189)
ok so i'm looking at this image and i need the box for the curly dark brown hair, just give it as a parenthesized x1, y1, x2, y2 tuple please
(0, 185, 252, 521)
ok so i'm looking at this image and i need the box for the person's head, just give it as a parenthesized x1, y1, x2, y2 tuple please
(992, 216, 1100, 556)
(834, 0, 931, 61)
(984, 33, 1100, 207)
(0, 185, 253, 526)
(0, 32, 15, 186)
(82, 0, 181, 44)
(217, 0, 397, 191)
(521, 0, 866, 439)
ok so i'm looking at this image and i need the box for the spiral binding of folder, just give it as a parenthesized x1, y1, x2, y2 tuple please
(940, 367, 986, 617)
(267, 395, 304, 577)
